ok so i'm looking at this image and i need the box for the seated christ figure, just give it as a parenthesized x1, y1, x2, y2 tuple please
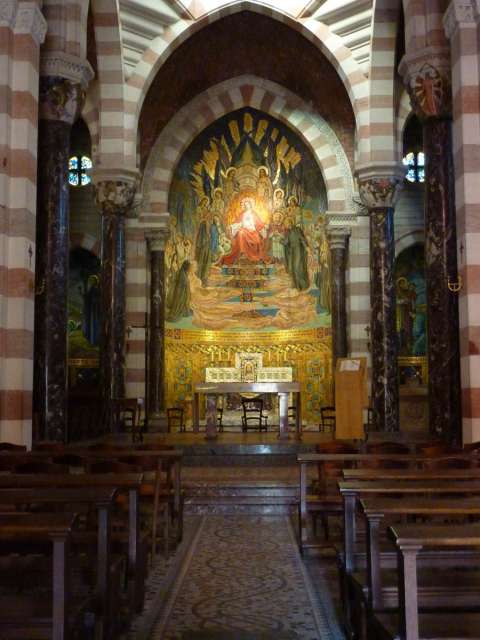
(221, 197, 268, 265)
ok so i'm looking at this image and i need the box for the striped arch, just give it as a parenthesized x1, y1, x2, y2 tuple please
(358, 0, 401, 166)
(396, 88, 413, 159)
(70, 233, 101, 257)
(141, 76, 355, 226)
(82, 85, 100, 160)
(90, 0, 129, 167)
(124, 2, 368, 164)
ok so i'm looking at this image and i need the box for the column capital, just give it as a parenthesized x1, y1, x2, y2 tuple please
(39, 76, 84, 123)
(327, 227, 351, 250)
(94, 170, 139, 217)
(146, 229, 170, 252)
(399, 48, 451, 119)
(355, 166, 404, 210)
(444, 0, 477, 40)
(40, 51, 93, 87)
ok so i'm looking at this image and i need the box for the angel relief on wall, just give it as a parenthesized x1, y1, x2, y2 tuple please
(165, 108, 331, 331)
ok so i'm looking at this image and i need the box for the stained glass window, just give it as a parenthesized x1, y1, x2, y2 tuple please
(403, 151, 425, 183)
(68, 155, 92, 186)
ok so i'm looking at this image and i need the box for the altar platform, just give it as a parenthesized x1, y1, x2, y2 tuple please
(104, 430, 333, 465)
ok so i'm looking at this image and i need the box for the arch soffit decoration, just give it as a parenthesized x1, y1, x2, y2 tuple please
(396, 88, 413, 159)
(395, 230, 424, 255)
(126, 2, 368, 137)
(70, 232, 101, 257)
(142, 75, 355, 222)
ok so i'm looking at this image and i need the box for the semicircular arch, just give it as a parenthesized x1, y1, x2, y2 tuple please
(142, 76, 355, 224)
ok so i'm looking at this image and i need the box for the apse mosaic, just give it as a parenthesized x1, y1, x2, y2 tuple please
(165, 108, 330, 332)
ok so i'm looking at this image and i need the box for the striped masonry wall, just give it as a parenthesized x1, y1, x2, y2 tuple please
(41, 0, 88, 59)
(0, 2, 46, 446)
(122, 2, 368, 168)
(396, 88, 412, 158)
(347, 215, 371, 363)
(125, 224, 149, 401)
(142, 76, 354, 223)
(444, 0, 480, 443)
(360, 0, 401, 167)
(91, 0, 129, 169)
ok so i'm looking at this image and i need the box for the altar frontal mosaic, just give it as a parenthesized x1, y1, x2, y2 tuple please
(166, 108, 331, 332)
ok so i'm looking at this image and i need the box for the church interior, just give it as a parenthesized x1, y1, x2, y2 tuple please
(2, 0, 480, 638)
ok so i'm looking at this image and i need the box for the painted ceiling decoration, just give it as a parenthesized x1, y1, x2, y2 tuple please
(119, 0, 373, 76)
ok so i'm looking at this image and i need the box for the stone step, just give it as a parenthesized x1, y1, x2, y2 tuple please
(184, 494, 299, 515)
(185, 483, 299, 498)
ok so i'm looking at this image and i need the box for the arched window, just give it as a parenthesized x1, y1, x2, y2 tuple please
(68, 155, 93, 187)
(402, 151, 425, 183)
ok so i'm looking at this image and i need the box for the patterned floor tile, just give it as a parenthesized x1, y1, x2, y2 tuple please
(148, 515, 345, 640)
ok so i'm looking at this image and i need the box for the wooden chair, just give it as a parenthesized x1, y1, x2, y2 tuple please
(217, 407, 224, 432)
(288, 405, 297, 429)
(319, 406, 336, 433)
(167, 407, 185, 433)
(111, 398, 142, 442)
(241, 398, 268, 432)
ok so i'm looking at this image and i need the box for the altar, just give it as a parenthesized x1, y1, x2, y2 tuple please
(193, 382, 301, 440)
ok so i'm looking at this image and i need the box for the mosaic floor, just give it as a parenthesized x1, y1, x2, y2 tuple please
(128, 515, 345, 640)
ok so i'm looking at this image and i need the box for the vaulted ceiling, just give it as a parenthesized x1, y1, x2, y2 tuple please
(118, 0, 373, 77)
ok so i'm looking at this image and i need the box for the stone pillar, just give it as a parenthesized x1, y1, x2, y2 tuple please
(357, 172, 403, 432)
(95, 176, 137, 422)
(327, 227, 351, 366)
(443, 0, 480, 444)
(400, 50, 462, 442)
(34, 57, 92, 442)
(146, 230, 169, 424)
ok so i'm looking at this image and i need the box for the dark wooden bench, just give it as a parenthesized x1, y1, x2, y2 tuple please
(0, 487, 119, 639)
(0, 473, 144, 617)
(297, 452, 476, 551)
(371, 524, 480, 640)
(0, 512, 78, 640)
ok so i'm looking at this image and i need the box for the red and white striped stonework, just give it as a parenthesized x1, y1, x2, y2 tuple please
(346, 215, 371, 361)
(91, 0, 130, 169)
(122, 2, 368, 168)
(0, 1, 46, 446)
(125, 224, 149, 400)
(41, 0, 88, 59)
(444, 0, 480, 443)
(358, 0, 401, 167)
(141, 76, 354, 222)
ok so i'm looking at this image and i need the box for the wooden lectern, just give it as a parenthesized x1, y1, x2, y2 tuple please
(335, 357, 368, 440)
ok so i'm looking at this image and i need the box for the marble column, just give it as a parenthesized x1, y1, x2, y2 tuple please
(357, 173, 403, 432)
(327, 227, 351, 366)
(146, 230, 169, 422)
(400, 53, 462, 442)
(34, 61, 92, 442)
(95, 177, 136, 422)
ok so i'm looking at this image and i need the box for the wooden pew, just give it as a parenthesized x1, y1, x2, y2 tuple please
(360, 496, 480, 611)
(0, 473, 144, 616)
(338, 480, 480, 572)
(0, 487, 118, 639)
(371, 524, 480, 640)
(344, 468, 480, 481)
(0, 512, 78, 640)
(297, 452, 475, 552)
